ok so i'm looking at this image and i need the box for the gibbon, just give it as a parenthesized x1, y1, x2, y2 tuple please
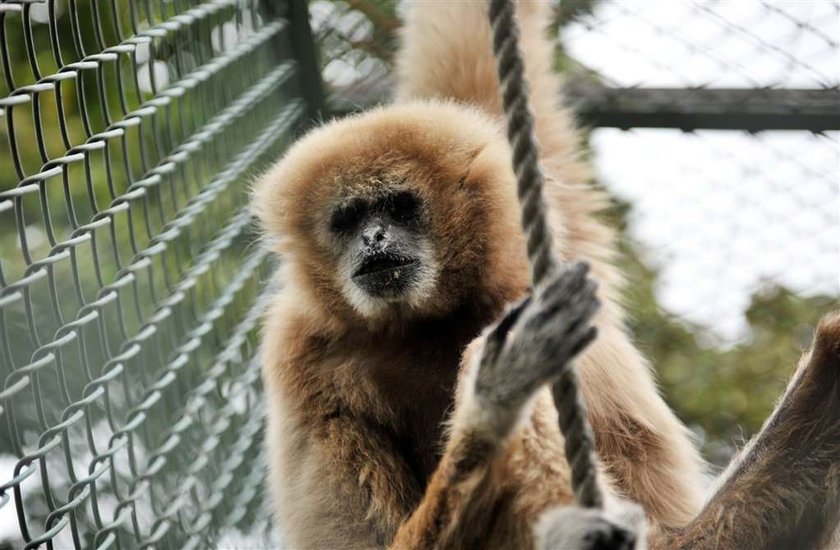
(252, 1, 839, 548)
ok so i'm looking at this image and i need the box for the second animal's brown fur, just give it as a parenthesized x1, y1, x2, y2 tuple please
(661, 312, 840, 548)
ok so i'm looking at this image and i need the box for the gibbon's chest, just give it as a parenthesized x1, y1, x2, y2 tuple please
(326, 331, 468, 483)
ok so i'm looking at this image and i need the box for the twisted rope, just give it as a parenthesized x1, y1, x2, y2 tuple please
(488, 0, 604, 509)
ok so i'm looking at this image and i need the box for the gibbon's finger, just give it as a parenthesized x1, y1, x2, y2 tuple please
(530, 278, 599, 333)
(538, 268, 597, 316)
(492, 311, 587, 388)
(562, 280, 600, 330)
(534, 264, 587, 309)
(528, 296, 598, 366)
(564, 260, 591, 281)
(482, 296, 534, 365)
(566, 326, 598, 360)
(540, 261, 590, 302)
(564, 277, 598, 309)
(567, 291, 601, 331)
(494, 295, 533, 339)
(519, 306, 599, 384)
(561, 260, 591, 290)
(537, 321, 597, 380)
(551, 299, 600, 352)
(551, 277, 598, 320)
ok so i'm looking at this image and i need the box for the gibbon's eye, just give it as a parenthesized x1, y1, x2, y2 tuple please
(387, 191, 421, 225)
(330, 199, 367, 235)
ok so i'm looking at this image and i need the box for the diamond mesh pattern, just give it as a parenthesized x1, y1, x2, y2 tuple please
(0, 1, 306, 547)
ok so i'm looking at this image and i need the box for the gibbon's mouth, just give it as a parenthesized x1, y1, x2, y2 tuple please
(353, 253, 418, 277)
(352, 253, 420, 295)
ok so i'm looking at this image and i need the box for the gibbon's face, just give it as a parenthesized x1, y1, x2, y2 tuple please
(327, 187, 437, 312)
(253, 102, 528, 322)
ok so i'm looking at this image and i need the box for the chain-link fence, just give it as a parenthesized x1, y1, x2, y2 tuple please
(310, 0, 839, 459)
(561, 1, 839, 332)
(561, 1, 839, 130)
(0, 0, 322, 547)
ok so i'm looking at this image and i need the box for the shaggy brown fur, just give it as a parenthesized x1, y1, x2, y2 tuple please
(650, 312, 840, 549)
(390, 265, 631, 550)
(393, 304, 840, 548)
(252, 1, 709, 548)
(254, 103, 532, 548)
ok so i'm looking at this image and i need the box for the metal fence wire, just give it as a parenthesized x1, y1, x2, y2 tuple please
(318, 0, 840, 131)
(0, 0, 319, 547)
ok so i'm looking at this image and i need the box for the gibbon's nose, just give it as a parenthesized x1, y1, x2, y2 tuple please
(362, 222, 388, 248)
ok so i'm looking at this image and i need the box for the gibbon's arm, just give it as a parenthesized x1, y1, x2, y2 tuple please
(649, 312, 840, 550)
(265, 386, 425, 547)
(390, 264, 642, 550)
(392, 299, 840, 550)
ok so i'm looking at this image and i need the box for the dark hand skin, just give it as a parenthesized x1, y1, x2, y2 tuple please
(475, 262, 599, 418)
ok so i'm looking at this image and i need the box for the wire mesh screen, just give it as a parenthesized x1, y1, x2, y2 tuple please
(558, 2, 839, 354)
(561, 1, 839, 130)
(0, 1, 310, 547)
(559, 1, 839, 460)
(309, 0, 839, 460)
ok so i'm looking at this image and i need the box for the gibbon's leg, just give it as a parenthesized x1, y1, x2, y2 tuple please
(391, 263, 639, 549)
(649, 312, 840, 550)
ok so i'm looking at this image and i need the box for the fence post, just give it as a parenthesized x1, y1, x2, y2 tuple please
(262, 0, 326, 124)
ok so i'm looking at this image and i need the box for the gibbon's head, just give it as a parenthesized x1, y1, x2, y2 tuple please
(252, 101, 529, 324)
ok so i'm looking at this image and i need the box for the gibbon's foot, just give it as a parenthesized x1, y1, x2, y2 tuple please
(536, 503, 645, 550)
(474, 261, 599, 410)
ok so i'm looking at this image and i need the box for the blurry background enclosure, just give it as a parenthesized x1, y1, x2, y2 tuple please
(0, 0, 838, 548)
